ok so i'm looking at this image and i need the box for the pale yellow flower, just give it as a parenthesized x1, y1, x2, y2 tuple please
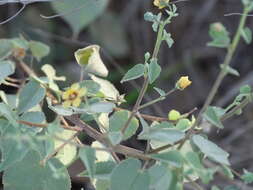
(62, 83, 87, 108)
(176, 76, 192, 90)
(153, 0, 169, 9)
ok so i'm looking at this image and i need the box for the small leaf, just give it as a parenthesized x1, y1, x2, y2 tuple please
(223, 185, 240, 190)
(17, 80, 46, 114)
(203, 106, 224, 129)
(154, 87, 166, 96)
(0, 103, 18, 127)
(221, 165, 234, 180)
(78, 161, 116, 180)
(29, 41, 50, 61)
(192, 135, 230, 165)
(240, 85, 251, 95)
(19, 111, 45, 134)
(109, 110, 139, 140)
(108, 131, 123, 146)
(79, 147, 96, 179)
(0, 61, 15, 82)
(207, 22, 230, 48)
(241, 27, 252, 44)
(0, 124, 29, 172)
(110, 159, 149, 190)
(211, 186, 221, 190)
(220, 64, 239, 76)
(148, 58, 161, 84)
(148, 164, 173, 190)
(90, 74, 120, 101)
(3, 150, 71, 190)
(241, 169, 253, 184)
(0, 39, 13, 60)
(84, 102, 115, 114)
(138, 127, 185, 145)
(150, 150, 184, 168)
(121, 64, 145, 83)
(163, 30, 174, 48)
(80, 80, 101, 95)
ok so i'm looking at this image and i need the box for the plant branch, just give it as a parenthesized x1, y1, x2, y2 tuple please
(121, 22, 165, 134)
(139, 88, 176, 110)
(195, 7, 249, 127)
(41, 132, 79, 165)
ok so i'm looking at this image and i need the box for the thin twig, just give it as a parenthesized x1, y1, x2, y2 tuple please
(41, 132, 79, 165)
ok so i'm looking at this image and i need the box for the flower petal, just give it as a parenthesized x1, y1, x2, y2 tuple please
(63, 100, 72, 108)
(71, 83, 80, 91)
(72, 98, 81, 107)
(62, 90, 70, 100)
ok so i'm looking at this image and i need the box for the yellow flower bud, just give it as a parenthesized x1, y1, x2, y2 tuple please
(168, 109, 181, 121)
(153, 0, 169, 9)
(176, 76, 192, 90)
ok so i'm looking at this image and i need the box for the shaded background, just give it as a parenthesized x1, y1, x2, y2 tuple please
(0, 0, 253, 189)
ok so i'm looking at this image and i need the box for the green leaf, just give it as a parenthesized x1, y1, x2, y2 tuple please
(29, 41, 50, 61)
(163, 30, 174, 48)
(110, 159, 149, 190)
(80, 80, 101, 95)
(3, 150, 71, 190)
(51, 0, 108, 37)
(207, 22, 230, 48)
(148, 58, 161, 84)
(84, 101, 115, 114)
(203, 106, 224, 129)
(78, 161, 116, 180)
(240, 85, 251, 95)
(175, 119, 191, 131)
(220, 64, 240, 76)
(154, 87, 166, 96)
(93, 179, 110, 190)
(17, 80, 46, 114)
(0, 103, 17, 127)
(211, 186, 221, 190)
(109, 110, 139, 140)
(19, 111, 45, 134)
(241, 169, 253, 184)
(192, 135, 230, 165)
(223, 185, 240, 190)
(221, 165, 234, 180)
(91, 75, 120, 101)
(0, 124, 29, 172)
(121, 64, 145, 83)
(241, 27, 252, 44)
(79, 147, 96, 179)
(0, 61, 15, 82)
(11, 37, 29, 50)
(54, 130, 77, 166)
(0, 39, 13, 60)
(185, 151, 214, 184)
(49, 105, 74, 116)
(108, 131, 123, 146)
(150, 150, 184, 168)
(138, 127, 185, 145)
(148, 164, 174, 190)
(0, 92, 18, 109)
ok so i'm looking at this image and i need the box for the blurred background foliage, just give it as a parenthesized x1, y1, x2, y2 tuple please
(1, 0, 253, 189)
